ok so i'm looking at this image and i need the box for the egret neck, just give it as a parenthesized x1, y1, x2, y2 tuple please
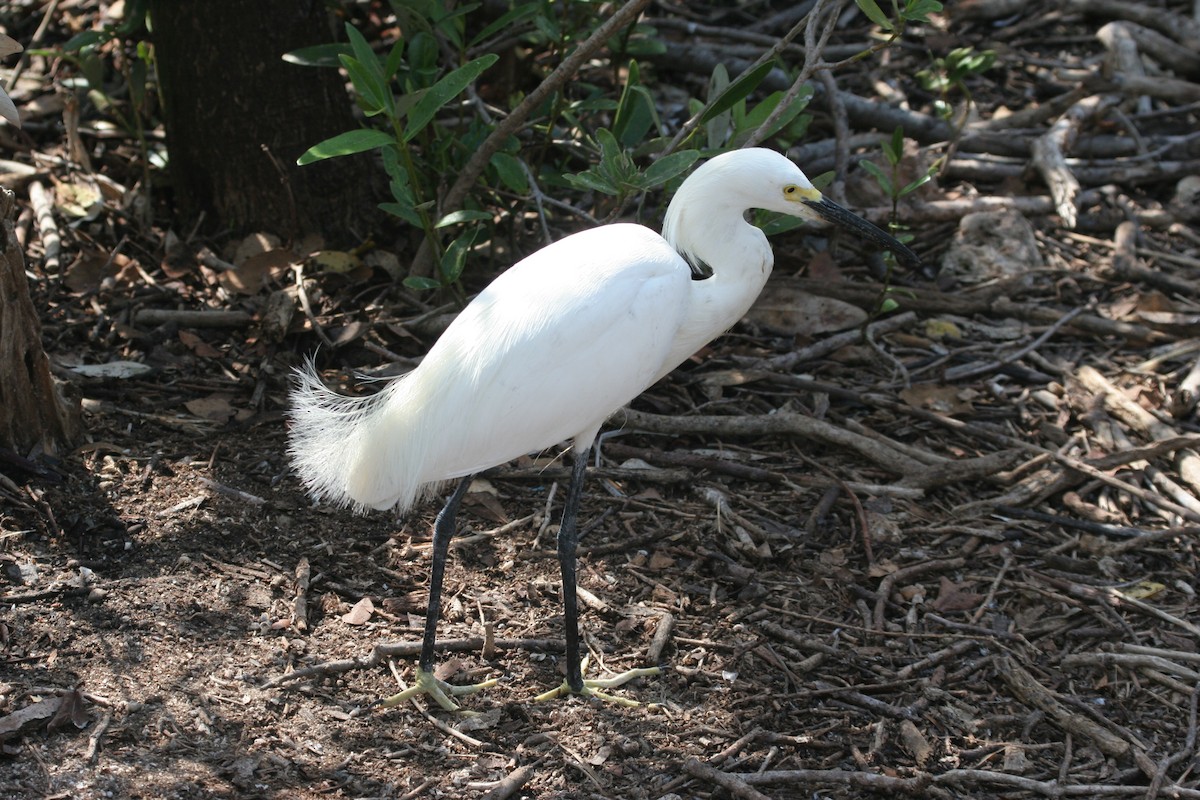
(659, 182, 774, 379)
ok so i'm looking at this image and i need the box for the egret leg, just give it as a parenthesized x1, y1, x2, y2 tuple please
(381, 477, 497, 712)
(534, 446, 660, 705)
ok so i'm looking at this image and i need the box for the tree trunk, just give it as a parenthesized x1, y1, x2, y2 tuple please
(148, 0, 377, 240)
(0, 188, 80, 455)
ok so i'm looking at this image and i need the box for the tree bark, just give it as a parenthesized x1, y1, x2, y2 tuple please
(0, 188, 80, 455)
(148, 0, 377, 240)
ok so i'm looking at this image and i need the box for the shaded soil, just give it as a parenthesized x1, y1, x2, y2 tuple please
(3, 2, 1200, 799)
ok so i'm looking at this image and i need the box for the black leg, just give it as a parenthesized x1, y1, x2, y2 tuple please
(557, 445, 591, 693)
(419, 477, 472, 675)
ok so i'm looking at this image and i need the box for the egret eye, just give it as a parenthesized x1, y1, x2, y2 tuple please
(784, 185, 797, 195)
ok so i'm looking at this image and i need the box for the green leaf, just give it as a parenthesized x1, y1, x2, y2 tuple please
(737, 89, 812, 145)
(705, 63, 731, 149)
(406, 31, 439, 77)
(898, 171, 935, 197)
(613, 60, 657, 148)
(129, 58, 147, 110)
(436, 209, 493, 228)
(595, 125, 624, 160)
(341, 56, 390, 116)
(469, 3, 539, 46)
(383, 38, 407, 80)
(642, 150, 701, 188)
(857, 159, 893, 197)
(878, 297, 900, 313)
(810, 171, 836, 191)
(700, 60, 778, 123)
(380, 201, 423, 227)
(344, 24, 383, 82)
(63, 30, 111, 52)
(439, 229, 478, 283)
(297, 129, 395, 165)
(856, 0, 895, 30)
(899, 160, 942, 197)
(403, 53, 499, 142)
(759, 213, 807, 236)
(491, 152, 529, 193)
(564, 171, 619, 195)
(885, 126, 905, 166)
(283, 43, 350, 68)
(903, 0, 944, 23)
(404, 275, 444, 291)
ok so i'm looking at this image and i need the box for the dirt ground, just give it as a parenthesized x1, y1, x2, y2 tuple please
(4, 1, 1200, 799)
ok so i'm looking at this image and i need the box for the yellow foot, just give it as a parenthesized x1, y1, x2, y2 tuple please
(380, 667, 498, 712)
(533, 656, 661, 707)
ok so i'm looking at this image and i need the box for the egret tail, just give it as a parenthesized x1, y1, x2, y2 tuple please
(288, 361, 440, 513)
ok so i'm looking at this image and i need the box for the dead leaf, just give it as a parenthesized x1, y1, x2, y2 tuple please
(433, 657, 467, 681)
(898, 719, 933, 766)
(47, 689, 90, 732)
(365, 249, 404, 279)
(232, 232, 282, 265)
(343, 597, 375, 625)
(64, 250, 115, 293)
(465, 489, 508, 524)
(899, 384, 974, 415)
(747, 282, 866, 335)
(868, 559, 899, 578)
(924, 318, 963, 340)
(648, 551, 675, 570)
(261, 290, 297, 342)
(54, 177, 104, 218)
(930, 577, 985, 613)
(219, 249, 292, 295)
(819, 547, 848, 567)
(178, 331, 221, 358)
(185, 394, 237, 422)
(0, 696, 63, 742)
(1120, 580, 1167, 600)
(311, 250, 363, 274)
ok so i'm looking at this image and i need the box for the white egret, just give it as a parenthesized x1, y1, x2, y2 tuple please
(289, 147, 921, 710)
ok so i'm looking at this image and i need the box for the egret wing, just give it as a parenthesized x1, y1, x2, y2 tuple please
(418, 224, 691, 480)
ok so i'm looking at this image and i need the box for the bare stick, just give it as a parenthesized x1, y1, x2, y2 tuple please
(292, 557, 311, 633)
(28, 181, 60, 275)
(481, 762, 540, 800)
(1031, 95, 1120, 228)
(683, 758, 775, 800)
(996, 655, 1131, 758)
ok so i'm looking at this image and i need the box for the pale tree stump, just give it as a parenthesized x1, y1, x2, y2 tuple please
(0, 187, 80, 455)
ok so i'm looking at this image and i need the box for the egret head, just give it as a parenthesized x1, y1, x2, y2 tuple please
(667, 148, 925, 275)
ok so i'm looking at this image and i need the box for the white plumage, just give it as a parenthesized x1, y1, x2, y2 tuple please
(290, 223, 688, 511)
(289, 148, 833, 511)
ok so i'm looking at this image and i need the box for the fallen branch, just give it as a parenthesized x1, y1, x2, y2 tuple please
(611, 406, 928, 476)
(995, 655, 1131, 758)
(1031, 94, 1120, 228)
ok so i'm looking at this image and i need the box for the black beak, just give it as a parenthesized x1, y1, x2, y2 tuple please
(804, 197, 933, 279)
